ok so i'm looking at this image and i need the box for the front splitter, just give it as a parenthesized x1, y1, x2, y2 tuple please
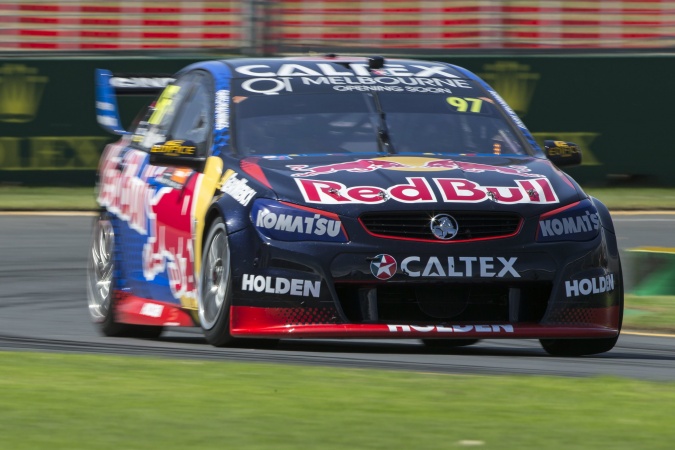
(230, 306, 620, 339)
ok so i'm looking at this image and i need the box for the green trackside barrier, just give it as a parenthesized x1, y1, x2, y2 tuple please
(629, 247, 675, 296)
(1, 53, 675, 186)
(0, 55, 218, 186)
(436, 54, 675, 187)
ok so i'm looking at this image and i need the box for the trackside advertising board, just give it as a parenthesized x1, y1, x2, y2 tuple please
(0, 54, 673, 186)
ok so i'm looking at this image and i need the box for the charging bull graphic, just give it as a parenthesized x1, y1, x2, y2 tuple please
(288, 157, 539, 178)
(142, 176, 198, 305)
(98, 145, 199, 306)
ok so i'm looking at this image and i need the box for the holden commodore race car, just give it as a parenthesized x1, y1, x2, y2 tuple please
(88, 55, 623, 356)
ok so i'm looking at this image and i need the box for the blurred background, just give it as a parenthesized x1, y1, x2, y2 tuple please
(1, 0, 675, 187)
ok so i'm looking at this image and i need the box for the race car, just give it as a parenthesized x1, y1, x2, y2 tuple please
(88, 55, 623, 356)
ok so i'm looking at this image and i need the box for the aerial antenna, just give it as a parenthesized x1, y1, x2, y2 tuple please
(368, 56, 385, 69)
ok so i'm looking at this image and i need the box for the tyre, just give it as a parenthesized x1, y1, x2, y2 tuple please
(198, 218, 279, 348)
(87, 213, 163, 339)
(199, 217, 235, 347)
(422, 339, 480, 349)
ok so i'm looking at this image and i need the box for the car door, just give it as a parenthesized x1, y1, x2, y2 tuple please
(117, 70, 214, 310)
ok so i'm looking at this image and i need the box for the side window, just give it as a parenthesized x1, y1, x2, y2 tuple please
(167, 74, 212, 157)
(131, 72, 198, 151)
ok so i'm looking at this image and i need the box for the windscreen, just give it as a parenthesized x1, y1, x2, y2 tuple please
(233, 80, 528, 157)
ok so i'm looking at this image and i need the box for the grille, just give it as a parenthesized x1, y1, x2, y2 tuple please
(360, 211, 521, 242)
(336, 282, 551, 324)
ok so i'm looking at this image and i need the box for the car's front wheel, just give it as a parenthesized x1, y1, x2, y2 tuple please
(540, 264, 624, 357)
(87, 213, 163, 339)
(199, 218, 235, 347)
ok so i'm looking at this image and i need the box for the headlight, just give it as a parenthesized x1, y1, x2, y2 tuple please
(537, 199, 600, 242)
(251, 199, 349, 242)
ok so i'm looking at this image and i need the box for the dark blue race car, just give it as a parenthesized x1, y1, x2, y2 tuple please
(88, 55, 623, 355)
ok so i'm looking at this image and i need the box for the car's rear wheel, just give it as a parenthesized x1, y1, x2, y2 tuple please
(422, 339, 480, 349)
(199, 218, 235, 347)
(87, 213, 163, 339)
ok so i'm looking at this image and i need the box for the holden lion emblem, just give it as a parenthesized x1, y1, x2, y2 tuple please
(430, 214, 459, 240)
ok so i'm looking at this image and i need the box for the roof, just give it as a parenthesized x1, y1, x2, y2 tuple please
(216, 56, 468, 80)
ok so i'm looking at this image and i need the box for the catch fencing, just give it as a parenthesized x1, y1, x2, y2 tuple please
(1, 1, 675, 53)
(2, 1, 675, 186)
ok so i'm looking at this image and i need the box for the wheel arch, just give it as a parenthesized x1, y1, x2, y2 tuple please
(590, 196, 615, 234)
(203, 205, 225, 251)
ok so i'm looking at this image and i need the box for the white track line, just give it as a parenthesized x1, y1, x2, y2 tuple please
(624, 331, 675, 338)
(611, 211, 675, 216)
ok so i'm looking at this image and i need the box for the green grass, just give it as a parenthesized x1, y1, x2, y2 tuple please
(583, 187, 675, 210)
(0, 186, 675, 211)
(1, 351, 674, 450)
(0, 186, 96, 211)
(624, 294, 675, 333)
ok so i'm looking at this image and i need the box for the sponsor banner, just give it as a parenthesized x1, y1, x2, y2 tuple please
(252, 199, 347, 242)
(215, 89, 229, 130)
(538, 205, 600, 242)
(109, 75, 175, 90)
(369, 254, 520, 280)
(401, 256, 520, 278)
(237, 76, 473, 95)
(565, 274, 615, 297)
(235, 63, 464, 78)
(0, 135, 110, 169)
(387, 324, 514, 333)
(233, 62, 474, 95)
(150, 139, 197, 156)
(220, 169, 256, 206)
(241, 274, 321, 298)
(296, 176, 558, 205)
(488, 89, 526, 130)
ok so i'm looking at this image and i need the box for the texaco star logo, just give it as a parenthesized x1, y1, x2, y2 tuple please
(370, 254, 397, 280)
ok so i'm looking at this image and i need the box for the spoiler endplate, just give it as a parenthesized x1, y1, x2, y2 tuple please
(94, 69, 175, 135)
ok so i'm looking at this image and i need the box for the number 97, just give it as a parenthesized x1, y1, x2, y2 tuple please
(446, 97, 482, 113)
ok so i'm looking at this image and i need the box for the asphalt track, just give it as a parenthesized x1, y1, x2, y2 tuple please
(1, 213, 675, 381)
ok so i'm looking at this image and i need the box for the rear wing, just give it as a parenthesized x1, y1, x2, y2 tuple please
(95, 69, 175, 135)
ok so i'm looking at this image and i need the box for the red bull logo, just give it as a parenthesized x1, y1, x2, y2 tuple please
(288, 157, 539, 178)
(98, 146, 157, 234)
(296, 176, 558, 205)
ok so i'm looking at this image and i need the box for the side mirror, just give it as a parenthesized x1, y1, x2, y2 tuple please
(544, 140, 582, 167)
(149, 139, 206, 170)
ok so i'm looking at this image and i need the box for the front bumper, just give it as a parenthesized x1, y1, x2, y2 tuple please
(226, 219, 623, 340)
